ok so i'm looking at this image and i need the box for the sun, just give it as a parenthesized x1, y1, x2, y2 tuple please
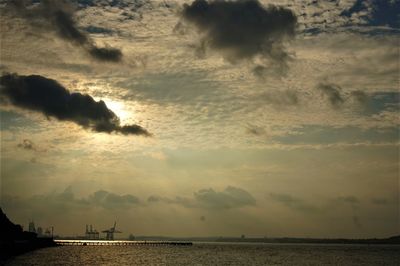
(103, 98, 131, 124)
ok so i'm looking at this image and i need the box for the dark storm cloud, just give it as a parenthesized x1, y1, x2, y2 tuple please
(0, 73, 150, 136)
(7, 0, 123, 62)
(148, 186, 256, 210)
(181, 0, 297, 63)
(317, 83, 344, 108)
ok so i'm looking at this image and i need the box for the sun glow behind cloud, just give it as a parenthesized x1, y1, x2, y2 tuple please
(103, 98, 131, 124)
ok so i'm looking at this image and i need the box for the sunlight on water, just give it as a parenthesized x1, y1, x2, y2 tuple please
(5, 243, 400, 266)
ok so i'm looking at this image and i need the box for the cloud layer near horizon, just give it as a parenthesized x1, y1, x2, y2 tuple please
(148, 186, 256, 210)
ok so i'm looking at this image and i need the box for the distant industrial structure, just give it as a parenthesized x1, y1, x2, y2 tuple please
(102, 222, 121, 240)
(85, 225, 100, 240)
(28, 221, 36, 234)
(28, 220, 53, 237)
(82, 222, 121, 240)
(27, 221, 123, 240)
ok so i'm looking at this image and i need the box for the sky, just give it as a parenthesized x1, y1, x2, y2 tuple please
(0, 0, 399, 239)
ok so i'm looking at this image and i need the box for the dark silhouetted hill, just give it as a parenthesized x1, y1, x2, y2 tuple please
(0, 208, 36, 241)
(0, 208, 57, 261)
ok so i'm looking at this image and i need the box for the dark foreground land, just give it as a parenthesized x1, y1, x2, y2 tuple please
(0, 208, 57, 261)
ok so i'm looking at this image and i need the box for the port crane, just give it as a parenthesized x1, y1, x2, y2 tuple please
(102, 221, 121, 240)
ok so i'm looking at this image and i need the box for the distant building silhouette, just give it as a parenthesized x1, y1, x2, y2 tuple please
(37, 227, 43, 237)
(28, 221, 36, 234)
(44, 228, 51, 237)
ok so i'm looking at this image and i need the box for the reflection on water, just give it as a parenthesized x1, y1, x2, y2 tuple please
(5, 242, 400, 266)
(54, 240, 192, 246)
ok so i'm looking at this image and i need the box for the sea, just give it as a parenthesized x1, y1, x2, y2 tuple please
(4, 242, 400, 265)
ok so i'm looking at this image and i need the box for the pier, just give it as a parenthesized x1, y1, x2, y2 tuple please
(55, 240, 193, 246)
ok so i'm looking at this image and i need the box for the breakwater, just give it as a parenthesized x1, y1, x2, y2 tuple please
(55, 240, 192, 246)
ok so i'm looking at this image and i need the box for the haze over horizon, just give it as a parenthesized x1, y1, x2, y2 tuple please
(0, 0, 399, 239)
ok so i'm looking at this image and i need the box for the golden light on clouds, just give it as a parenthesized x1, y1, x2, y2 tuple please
(103, 98, 131, 124)
(0, 0, 398, 240)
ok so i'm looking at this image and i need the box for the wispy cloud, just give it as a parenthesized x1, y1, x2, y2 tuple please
(7, 0, 122, 62)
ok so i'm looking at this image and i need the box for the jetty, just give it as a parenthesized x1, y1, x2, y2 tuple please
(55, 240, 193, 246)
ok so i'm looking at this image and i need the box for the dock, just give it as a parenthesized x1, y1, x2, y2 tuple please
(55, 240, 193, 246)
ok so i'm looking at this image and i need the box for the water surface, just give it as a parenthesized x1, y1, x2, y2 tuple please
(6, 242, 400, 265)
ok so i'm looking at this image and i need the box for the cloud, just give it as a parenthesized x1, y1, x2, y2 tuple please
(246, 124, 266, 136)
(88, 190, 140, 209)
(350, 90, 369, 105)
(317, 83, 371, 109)
(180, 0, 297, 64)
(317, 83, 345, 108)
(88, 46, 123, 62)
(148, 195, 194, 208)
(272, 125, 400, 146)
(335, 196, 362, 228)
(341, 0, 400, 28)
(269, 193, 365, 229)
(84, 25, 114, 35)
(258, 89, 299, 106)
(2, 187, 141, 214)
(0, 73, 150, 136)
(7, 0, 123, 62)
(17, 139, 35, 150)
(371, 198, 390, 205)
(148, 186, 256, 210)
(194, 186, 256, 209)
(336, 196, 360, 205)
(269, 193, 319, 213)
